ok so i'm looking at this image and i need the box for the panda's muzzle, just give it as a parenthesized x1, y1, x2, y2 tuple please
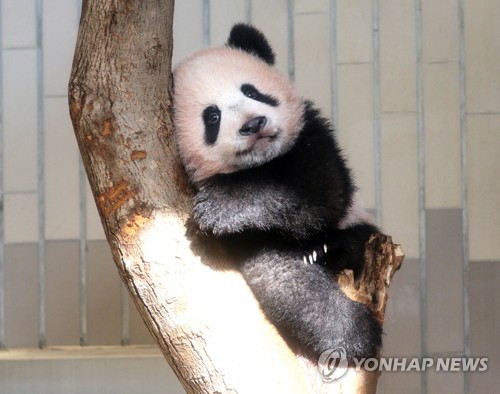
(239, 116, 267, 136)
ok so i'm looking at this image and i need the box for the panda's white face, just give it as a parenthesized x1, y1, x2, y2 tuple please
(174, 47, 304, 185)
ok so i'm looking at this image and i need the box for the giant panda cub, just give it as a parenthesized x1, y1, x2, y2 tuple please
(174, 24, 382, 360)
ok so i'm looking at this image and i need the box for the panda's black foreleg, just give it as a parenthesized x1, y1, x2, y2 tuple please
(240, 247, 382, 361)
(192, 177, 327, 241)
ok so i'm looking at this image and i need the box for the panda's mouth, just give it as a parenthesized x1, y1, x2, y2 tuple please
(236, 132, 279, 157)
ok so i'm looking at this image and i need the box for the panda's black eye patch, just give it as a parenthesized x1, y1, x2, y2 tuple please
(241, 84, 279, 107)
(202, 105, 221, 145)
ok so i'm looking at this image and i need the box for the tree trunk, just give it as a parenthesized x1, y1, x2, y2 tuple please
(68, 1, 403, 393)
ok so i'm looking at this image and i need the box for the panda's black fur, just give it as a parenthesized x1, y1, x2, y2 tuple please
(176, 24, 382, 360)
(228, 23, 276, 65)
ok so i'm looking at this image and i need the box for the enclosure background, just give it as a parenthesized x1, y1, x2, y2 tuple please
(0, 0, 498, 393)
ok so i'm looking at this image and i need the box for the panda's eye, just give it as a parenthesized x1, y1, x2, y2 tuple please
(242, 84, 258, 99)
(208, 111, 220, 125)
(202, 106, 221, 145)
(202, 106, 221, 126)
(244, 89, 257, 99)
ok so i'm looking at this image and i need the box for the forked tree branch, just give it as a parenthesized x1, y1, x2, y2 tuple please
(68, 1, 403, 393)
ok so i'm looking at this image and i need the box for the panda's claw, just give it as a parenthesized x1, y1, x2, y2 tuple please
(303, 244, 329, 265)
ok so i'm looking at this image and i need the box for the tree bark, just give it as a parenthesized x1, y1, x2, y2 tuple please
(68, 1, 403, 393)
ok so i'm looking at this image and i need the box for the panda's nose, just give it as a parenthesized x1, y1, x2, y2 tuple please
(239, 116, 267, 136)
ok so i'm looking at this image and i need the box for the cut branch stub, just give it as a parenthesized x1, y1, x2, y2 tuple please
(338, 234, 405, 324)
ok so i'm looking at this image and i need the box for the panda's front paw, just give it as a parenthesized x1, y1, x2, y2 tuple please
(192, 192, 236, 235)
(192, 196, 220, 234)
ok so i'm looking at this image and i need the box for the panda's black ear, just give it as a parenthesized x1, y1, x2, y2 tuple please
(227, 23, 275, 65)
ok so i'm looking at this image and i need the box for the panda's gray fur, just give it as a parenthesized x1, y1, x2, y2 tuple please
(173, 23, 382, 360)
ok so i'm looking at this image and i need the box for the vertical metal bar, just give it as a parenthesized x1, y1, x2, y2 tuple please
(245, 0, 252, 24)
(458, 0, 470, 392)
(415, 0, 427, 392)
(79, 160, 88, 346)
(286, 0, 295, 82)
(0, 0, 5, 350)
(121, 283, 130, 346)
(202, 0, 211, 48)
(76, 0, 88, 349)
(77, 0, 82, 21)
(35, 0, 46, 349)
(372, 0, 382, 226)
(328, 0, 338, 125)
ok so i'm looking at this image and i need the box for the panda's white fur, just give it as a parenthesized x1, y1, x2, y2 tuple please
(174, 47, 304, 185)
(338, 192, 377, 230)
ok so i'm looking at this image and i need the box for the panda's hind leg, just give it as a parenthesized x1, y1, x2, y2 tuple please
(239, 246, 382, 361)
